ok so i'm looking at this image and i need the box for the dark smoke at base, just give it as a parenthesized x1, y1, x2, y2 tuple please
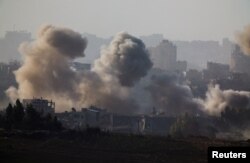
(146, 74, 202, 116)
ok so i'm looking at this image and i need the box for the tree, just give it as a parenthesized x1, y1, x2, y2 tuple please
(5, 103, 14, 130)
(221, 106, 250, 129)
(2, 101, 63, 131)
(25, 104, 42, 130)
(6, 103, 13, 120)
(170, 114, 200, 137)
(43, 113, 53, 129)
(52, 116, 62, 131)
(13, 99, 25, 128)
(71, 107, 76, 112)
(0, 113, 3, 128)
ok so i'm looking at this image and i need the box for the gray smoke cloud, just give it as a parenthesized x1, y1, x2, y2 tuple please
(9, 24, 250, 118)
(79, 32, 152, 114)
(93, 32, 152, 87)
(76, 70, 140, 114)
(6, 26, 151, 114)
(198, 84, 250, 116)
(40, 25, 87, 58)
(146, 74, 202, 116)
(145, 73, 250, 117)
(236, 24, 250, 56)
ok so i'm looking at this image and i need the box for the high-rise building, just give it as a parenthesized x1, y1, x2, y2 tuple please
(230, 45, 250, 75)
(149, 40, 177, 71)
(149, 40, 187, 72)
(203, 62, 230, 80)
(0, 31, 32, 62)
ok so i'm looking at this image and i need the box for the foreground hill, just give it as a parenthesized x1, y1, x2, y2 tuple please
(0, 129, 249, 163)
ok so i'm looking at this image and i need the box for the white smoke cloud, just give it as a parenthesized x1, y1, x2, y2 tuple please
(198, 84, 250, 116)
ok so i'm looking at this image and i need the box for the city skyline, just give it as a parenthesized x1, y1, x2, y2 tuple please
(1, 0, 250, 41)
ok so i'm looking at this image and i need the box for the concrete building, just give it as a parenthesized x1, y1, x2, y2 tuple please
(176, 61, 187, 72)
(140, 34, 164, 47)
(230, 45, 250, 75)
(149, 40, 177, 72)
(0, 61, 20, 76)
(144, 115, 176, 136)
(149, 40, 187, 72)
(111, 114, 145, 134)
(174, 39, 233, 70)
(82, 106, 112, 129)
(0, 61, 20, 100)
(56, 107, 177, 136)
(23, 98, 55, 116)
(56, 111, 85, 130)
(0, 31, 32, 62)
(70, 62, 91, 71)
(57, 106, 112, 130)
(186, 69, 202, 82)
(203, 62, 230, 80)
(57, 108, 150, 134)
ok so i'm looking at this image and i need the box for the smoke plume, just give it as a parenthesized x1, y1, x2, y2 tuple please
(39, 25, 87, 58)
(6, 25, 87, 109)
(79, 32, 152, 114)
(146, 74, 202, 116)
(199, 84, 250, 116)
(93, 32, 152, 87)
(236, 24, 250, 56)
(6, 26, 151, 113)
(146, 74, 250, 117)
(76, 70, 140, 114)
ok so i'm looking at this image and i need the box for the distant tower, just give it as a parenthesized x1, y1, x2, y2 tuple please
(149, 40, 177, 72)
(230, 45, 250, 75)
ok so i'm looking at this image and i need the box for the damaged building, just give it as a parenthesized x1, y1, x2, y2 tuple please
(57, 106, 112, 130)
(203, 62, 230, 81)
(56, 106, 178, 136)
(23, 97, 55, 116)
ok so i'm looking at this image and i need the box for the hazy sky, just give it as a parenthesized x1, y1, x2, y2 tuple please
(0, 0, 250, 41)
